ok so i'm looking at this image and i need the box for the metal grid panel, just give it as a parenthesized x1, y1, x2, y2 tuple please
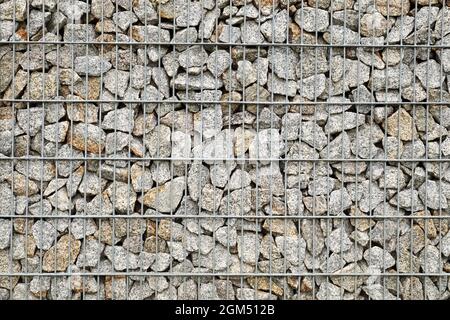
(0, 0, 449, 300)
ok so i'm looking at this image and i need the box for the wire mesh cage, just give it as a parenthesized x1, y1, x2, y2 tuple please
(0, 0, 449, 300)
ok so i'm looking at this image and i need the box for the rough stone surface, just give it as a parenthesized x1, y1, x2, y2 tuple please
(0, 220, 11, 250)
(141, 177, 185, 213)
(42, 235, 81, 272)
(74, 56, 112, 76)
(295, 7, 329, 33)
(68, 123, 106, 154)
(364, 247, 396, 270)
(375, 0, 410, 16)
(299, 74, 327, 100)
(386, 109, 417, 141)
(31, 221, 56, 250)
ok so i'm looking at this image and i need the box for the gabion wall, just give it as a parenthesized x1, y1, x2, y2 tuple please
(0, 0, 449, 300)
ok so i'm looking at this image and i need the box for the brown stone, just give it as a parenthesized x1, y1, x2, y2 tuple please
(386, 109, 417, 141)
(95, 220, 115, 246)
(413, 211, 437, 239)
(12, 233, 37, 258)
(146, 220, 157, 236)
(15, 27, 28, 41)
(141, 177, 185, 213)
(262, 219, 297, 236)
(300, 277, 314, 292)
(27, 72, 58, 100)
(349, 206, 375, 231)
(13, 218, 30, 234)
(71, 77, 101, 100)
(144, 235, 167, 253)
(66, 99, 99, 123)
(247, 277, 284, 296)
(375, 0, 410, 17)
(157, 219, 177, 241)
(26, 234, 36, 257)
(157, 0, 180, 20)
(254, 0, 280, 15)
(287, 276, 298, 289)
(0, 107, 14, 121)
(105, 276, 127, 300)
(6, 172, 39, 196)
(444, 262, 450, 273)
(410, 225, 426, 254)
(401, 277, 424, 300)
(67, 123, 106, 154)
(3, 69, 28, 99)
(94, 34, 117, 52)
(289, 22, 301, 42)
(43, 234, 81, 272)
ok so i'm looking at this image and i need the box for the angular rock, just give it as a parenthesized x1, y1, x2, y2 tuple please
(418, 181, 448, 210)
(43, 234, 81, 272)
(74, 56, 112, 76)
(416, 60, 445, 89)
(268, 47, 298, 80)
(31, 221, 56, 250)
(44, 122, 69, 143)
(385, 109, 417, 141)
(0, 220, 11, 250)
(102, 108, 135, 133)
(375, 0, 410, 16)
(295, 7, 329, 33)
(249, 129, 283, 165)
(68, 123, 106, 154)
(142, 177, 185, 213)
(298, 74, 326, 100)
(260, 9, 288, 43)
(103, 69, 130, 98)
(363, 247, 395, 269)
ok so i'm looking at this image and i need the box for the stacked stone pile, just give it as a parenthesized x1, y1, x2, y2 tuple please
(0, 0, 449, 300)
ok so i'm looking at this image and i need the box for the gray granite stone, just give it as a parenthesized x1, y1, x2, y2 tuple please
(74, 56, 112, 76)
(261, 9, 289, 43)
(416, 60, 445, 89)
(298, 74, 327, 100)
(364, 246, 396, 269)
(295, 7, 329, 33)
(268, 47, 298, 80)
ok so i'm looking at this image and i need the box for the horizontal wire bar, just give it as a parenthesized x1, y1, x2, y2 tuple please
(1, 40, 449, 48)
(1, 99, 449, 106)
(0, 157, 448, 162)
(1, 215, 448, 219)
(0, 272, 448, 277)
